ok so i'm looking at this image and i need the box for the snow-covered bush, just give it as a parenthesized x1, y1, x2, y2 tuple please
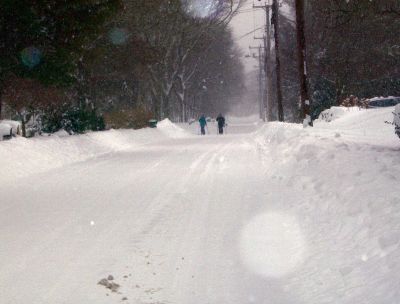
(318, 107, 348, 122)
(40, 104, 105, 135)
(394, 104, 400, 139)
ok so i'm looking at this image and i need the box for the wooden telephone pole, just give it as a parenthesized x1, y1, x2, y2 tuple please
(264, 7, 273, 122)
(271, 0, 284, 122)
(295, 0, 312, 126)
(253, 1, 274, 122)
(249, 45, 265, 120)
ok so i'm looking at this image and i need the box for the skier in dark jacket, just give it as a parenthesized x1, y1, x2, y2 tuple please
(199, 114, 207, 135)
(216, 113, 226, 134)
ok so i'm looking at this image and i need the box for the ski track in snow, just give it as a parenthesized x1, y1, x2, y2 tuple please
(0, 109, 400, 304)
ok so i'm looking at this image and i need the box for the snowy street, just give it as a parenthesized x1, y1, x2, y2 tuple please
(1, 108, 400, 304)
(2, 1, 399, 303)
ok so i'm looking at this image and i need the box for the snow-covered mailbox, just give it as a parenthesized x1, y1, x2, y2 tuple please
(148, 119, 158, 128)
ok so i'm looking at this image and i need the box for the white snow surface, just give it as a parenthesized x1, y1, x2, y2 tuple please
(0, 108, 399, 304)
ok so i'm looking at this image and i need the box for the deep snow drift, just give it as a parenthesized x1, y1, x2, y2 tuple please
(0, 119, 190, 182)
(0, 107, 399, 304)
(251, 106, 400, 303)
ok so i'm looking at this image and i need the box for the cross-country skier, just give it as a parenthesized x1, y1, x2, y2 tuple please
(216, 113, 226, 134)
(199, 114, 207, 135)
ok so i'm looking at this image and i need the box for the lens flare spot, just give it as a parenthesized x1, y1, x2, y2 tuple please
(239, 212, 306, 278)
(109, 28, 129, 45)
(20, 47, 42, 68)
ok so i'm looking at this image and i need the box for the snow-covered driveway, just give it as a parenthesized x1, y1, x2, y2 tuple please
(1, 108, 400, 304)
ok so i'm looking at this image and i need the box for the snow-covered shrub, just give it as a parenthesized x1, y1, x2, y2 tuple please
(394, 104, 400, 139)
(40, 104, 105, 134)
(318, 107, 347, 122)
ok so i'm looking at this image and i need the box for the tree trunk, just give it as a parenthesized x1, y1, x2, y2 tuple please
(272, 0, 284, 122)
(0, 91, 2, 120)
(295, 0, 312, 126)
(20, 114, 26, 137)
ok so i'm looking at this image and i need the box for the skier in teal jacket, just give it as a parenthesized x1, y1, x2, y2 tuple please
(199, 115, 207, 135)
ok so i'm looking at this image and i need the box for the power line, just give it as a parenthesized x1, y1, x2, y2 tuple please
(236, 27, 264, 40)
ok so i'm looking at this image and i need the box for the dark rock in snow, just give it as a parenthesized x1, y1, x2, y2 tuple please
(98, 278, 110, 287)
(97, 277, 120, 292)
(109, 282, 120, 292)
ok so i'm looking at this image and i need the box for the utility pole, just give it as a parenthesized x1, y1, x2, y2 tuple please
(253, 1, 273, 121)
(271, 0, 284, 122)
(258, 46, 264, 121)
(264, 7, 273, 122)
(295, 0, 312, 127)
(249, 45, 265, 120)
(254, 35, 266, 121)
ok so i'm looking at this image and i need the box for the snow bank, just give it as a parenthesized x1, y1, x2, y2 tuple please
(253, 106, 400, 303)
(0, 122, 189, 181)
(157, 118, 189, 138)
(313, 106, 396, 146)
(51, 129, 70, 137)
(255, 106, 399, 177)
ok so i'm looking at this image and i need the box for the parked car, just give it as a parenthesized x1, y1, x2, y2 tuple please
(0, 120, 22, 136)
(0, 122, 12, 140)
(367, 96, 400, 108)
(394, 104, 400, 139)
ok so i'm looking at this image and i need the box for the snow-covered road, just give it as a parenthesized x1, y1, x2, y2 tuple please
(0, 124, 272, 304)
(1, 108, 400, 304)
